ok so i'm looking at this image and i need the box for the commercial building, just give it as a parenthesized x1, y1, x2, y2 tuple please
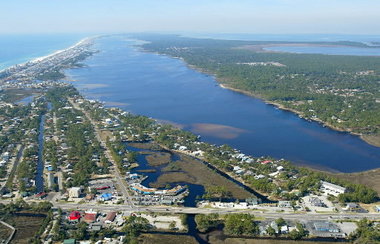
(68, 187, 82, 198)
(313, 221, 340, 233)
(320, 181, 346, 196)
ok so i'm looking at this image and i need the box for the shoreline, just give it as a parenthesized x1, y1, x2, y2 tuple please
(138, 43, 380, 148)
(0, 36, 98, 74)
(218, 83, 380, 148)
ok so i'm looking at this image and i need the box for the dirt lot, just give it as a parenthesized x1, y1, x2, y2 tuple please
(152, 154, 253, 200)
(139, 234, 198, 244)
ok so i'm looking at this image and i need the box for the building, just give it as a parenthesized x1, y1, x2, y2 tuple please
(68, 187, 82, 198)
(63, 239, 76, 244)
(47, 172, 55, 189)
(105, 212, 116, 224)
(84, 212, 97, 223)
(309, 197, 325, 207)
(280, 225, 289, 234)
(100, 193, 113, 201)
(375, 206, 380, 212)
(343, 203, 361, 212)
(313, 222, 340, 233)
(278, 201, 292, 208)
(320, 181, 346, 196)
(68, 211, 81, 221)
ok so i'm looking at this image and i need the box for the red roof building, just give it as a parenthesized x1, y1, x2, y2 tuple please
(84, 213, 97, 223)
(68, 211, 81, 221)
(261, 160, 272, 164)
(105, 212, 116, 223)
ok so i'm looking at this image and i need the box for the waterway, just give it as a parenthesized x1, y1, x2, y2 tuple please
(126, 144, 206, 207)
(36, 113, 45, 192)
(66, 35, 380, 173)
(35, 103, 51, 192)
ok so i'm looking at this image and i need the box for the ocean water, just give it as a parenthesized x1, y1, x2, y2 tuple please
(66, 36, 380, 173)
(0, 34, 87, 71)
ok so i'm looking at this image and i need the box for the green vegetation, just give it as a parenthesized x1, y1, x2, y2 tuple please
(288, 223, 308, 240)
(195, 213, 258, 236)
(203, 185, 232, 200)
(45, 87, 109, 188)
(350, 219, 380, 244)
(139, 35, 380, 141)
(195, 213, 220, 232)
(224, 213, 258, 236)
(122, 215, 151, 244)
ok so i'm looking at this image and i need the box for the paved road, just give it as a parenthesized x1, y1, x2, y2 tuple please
(51, 201, 380, 221)
(68, 99, 134, 208)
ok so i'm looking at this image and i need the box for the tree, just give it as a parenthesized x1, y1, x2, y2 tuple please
(266, 226, 276, 236)
(122, 215, 150, 240)
(224, 214, 258, 236)
(289, 222, 308, 240)
(350, 218, 380, 244)
(195, 214, 220, 232)
(73, 222, 88, 240)
(275, 218, 286, 227)
(169, 221, 176, 229)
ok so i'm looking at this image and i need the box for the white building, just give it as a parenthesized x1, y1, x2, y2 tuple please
(47, 172, 55, 189)
(320, 181, 346, 196)
(69, 187, 82, 198)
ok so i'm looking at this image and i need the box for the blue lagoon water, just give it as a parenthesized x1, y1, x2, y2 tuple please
(265, 45, 380, 56)
(66, 36, 380, 173)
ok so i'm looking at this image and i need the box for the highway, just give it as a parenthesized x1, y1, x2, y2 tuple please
(51, 201, 380, 221)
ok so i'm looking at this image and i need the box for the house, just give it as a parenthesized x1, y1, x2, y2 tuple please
(281, 225, 289, 234)
(375, 206, 380, 212)
(320, 181, 346, 196)
(84, 212, 97, 223)
(85, 194, 95, 201)
(63, 239, 76, 244)
(254, 174, 265, 180)
(343, 203, 361, 212)
(68, 211, 81, 221)
(261, 160, 272, 164)
(105, 212, 117, 224)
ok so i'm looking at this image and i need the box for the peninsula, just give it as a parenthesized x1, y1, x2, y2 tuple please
(134, 34, 380, 147)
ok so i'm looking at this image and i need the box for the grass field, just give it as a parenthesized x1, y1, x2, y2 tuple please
(2, 215, 45, 244)
(151, 154, 253, 200)
(209, 237, 347, 244)
(146, 152, 171, 166)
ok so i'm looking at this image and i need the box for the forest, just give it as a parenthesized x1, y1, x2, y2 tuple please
(138, 34, 380, 138)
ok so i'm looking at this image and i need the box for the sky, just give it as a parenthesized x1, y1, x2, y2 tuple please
(1, 0, 380, 34)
